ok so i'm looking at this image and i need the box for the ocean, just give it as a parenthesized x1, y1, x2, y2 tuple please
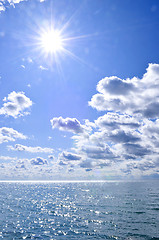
(0, 181, 159, 240)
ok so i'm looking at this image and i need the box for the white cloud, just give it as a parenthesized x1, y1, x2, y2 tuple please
(27, 57, 33, 63)
(95, 112, 141, 130)
(0, 0, 25, 12)
(97, 76, 135, 96)
(39, 65, 48, 71)
(0, 91, 32, 118)
(59, 160, 68, 166)
(0, 2, 5, 11)
(0, 157, 72, 180)
(79, 159, 93, 169)
(30, 157, 48, 165)
(120, 158, 159, 176)
(1, 64, 159, 179)
(54, 64, 159, 177)
(59, 151, 81, 161)
(8, 0, 24, 3)
(8, 144, 54, 153)
(89, 64, 159, 119)
(51, 116, 84, 134)
(79, 143, 116, 161)
(48, 155, 54, 160)
(0, 127, 27, 144)
(0, 156, 17, 161)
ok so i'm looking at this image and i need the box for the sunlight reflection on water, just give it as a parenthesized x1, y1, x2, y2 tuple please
(0, 181, 159, 239)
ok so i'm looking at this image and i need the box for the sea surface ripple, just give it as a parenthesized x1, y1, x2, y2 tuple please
(0, 181, 159, 239)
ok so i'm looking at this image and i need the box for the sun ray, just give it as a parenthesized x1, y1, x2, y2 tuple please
(62, 32, 99, 42)
(26, 13, 99, 74)
(62, 47, 97, 71)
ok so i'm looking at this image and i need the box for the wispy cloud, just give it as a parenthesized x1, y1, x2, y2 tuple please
(39, 65, 48, 71)
(7, 144, 54, 153)
(0, 156, 17, 161)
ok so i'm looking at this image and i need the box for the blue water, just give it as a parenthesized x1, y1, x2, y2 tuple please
(0, 181, 159, 240)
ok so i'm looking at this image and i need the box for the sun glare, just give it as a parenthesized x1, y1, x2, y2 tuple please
(35, 23, 90, 67)
(40, 30, 63, 54)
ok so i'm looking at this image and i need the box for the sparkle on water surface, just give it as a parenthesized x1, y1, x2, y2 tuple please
(0, 181, 159, 239)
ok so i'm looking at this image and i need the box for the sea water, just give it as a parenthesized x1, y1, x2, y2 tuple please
(0, 181, 159, 240)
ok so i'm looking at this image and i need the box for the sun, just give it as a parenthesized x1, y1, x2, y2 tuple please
(34, 23, 89, 67)
(40, 29, 63, 54)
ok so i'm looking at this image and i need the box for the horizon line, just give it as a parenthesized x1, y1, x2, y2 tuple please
(0, 179, 157, 183)
(0, 180, 117, 183)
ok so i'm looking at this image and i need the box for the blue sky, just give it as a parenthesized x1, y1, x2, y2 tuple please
(0, 0, 159, 180)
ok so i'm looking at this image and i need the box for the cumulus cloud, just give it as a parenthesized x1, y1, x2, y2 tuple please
(55, 64, 159, 178)
(0, 157, 69, 180)
(48, 155, 54, 160)
(108, 129, 141, 143)
(78, 144, 115, 160)
(89, 64, 159, 119)
(0, 127, 27, 144)
(139, 119, 159, 144)
(97, 76, 135, 96)
(80, 159, 93, 169)
(59, 151, 81, 161)
(121, 158, 159, 176)
(59, 160, 67, 166)
(95, 112, 140, 130)
(123, 143, 151, 157)
(0, 91, 32, 118)
(2, 64, 159, 179)
(50, 116, 84, 134)
(31, 157, 48, 165)
(8, 144, 54, 153)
